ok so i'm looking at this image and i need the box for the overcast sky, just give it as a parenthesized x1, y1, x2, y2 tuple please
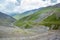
(0, 0, 60, 14)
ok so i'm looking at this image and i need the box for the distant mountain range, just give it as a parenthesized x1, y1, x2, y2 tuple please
(0, 12, 16, 26)
(11, 8, 41, 20)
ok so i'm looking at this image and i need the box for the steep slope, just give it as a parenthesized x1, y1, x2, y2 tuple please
(40, 8, 60, 30)
(0, 12, 16, 26)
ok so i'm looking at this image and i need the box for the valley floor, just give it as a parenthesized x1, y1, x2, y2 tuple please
(0, 26, 60, 40)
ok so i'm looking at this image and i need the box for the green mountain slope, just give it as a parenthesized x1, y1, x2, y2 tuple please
(40, 8, 60, 30)
(14, 7, 55, 28)
(14, 3, 60, 29)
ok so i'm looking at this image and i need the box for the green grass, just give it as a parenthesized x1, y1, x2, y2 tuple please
(40, 8, 60, 30)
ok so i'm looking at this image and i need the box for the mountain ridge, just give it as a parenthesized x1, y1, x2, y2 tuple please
(0, 12, 16, 26)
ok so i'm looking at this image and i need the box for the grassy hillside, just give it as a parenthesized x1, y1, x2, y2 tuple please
(14, 7, 55, 28)
(40, 8, 60, 30)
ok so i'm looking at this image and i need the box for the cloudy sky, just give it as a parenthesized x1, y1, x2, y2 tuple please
(0, 0, 60, 14)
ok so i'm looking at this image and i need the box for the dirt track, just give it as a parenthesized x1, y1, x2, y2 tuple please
(0, 26, 60, 40)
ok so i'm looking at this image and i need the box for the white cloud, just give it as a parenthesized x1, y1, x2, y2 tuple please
(14, 0, 60, 13)
(0, 0, 60, 14)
